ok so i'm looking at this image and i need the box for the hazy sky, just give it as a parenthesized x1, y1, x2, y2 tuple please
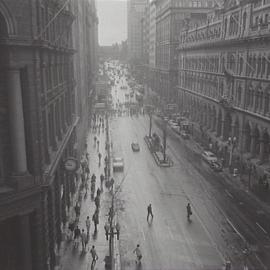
(96, 0, 127, 46)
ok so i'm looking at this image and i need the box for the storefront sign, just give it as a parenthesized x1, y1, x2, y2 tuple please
(64, 157, 78, 172)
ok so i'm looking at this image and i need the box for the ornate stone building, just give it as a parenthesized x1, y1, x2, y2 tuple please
(178, 0, 270, 174)
(0, 0, 98, 269)
(155, 0, 214, 103)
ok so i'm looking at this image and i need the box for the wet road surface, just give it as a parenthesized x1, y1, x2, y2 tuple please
(109, 67, 270, 270)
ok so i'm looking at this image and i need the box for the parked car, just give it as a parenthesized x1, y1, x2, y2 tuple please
(113, 157, 124, 172)
(131, 142, 140, 152)
(180, 130, 189, 139)
(210, 161, 223, 172)
(170, 123, 179, 132)
(202, 151, 218, 164)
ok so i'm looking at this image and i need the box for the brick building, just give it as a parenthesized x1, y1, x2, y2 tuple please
(0, 1, 98, 269)
(178, 0, 270, 176)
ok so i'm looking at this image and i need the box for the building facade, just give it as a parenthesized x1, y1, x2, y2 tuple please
(149, 0, 157, 91)
(127, 0, 148, 61)
(155, 0, 214, 103)
(0, 1, 98, 269)
(178, 0, 270, 176)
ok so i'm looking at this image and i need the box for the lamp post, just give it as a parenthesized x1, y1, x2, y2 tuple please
(228, 136, 237, 169)
(163, 118, 168, 162)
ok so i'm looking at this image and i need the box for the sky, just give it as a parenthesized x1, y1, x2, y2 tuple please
(96, 0, 127, 46)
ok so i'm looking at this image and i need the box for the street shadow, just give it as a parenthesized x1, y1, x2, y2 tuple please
(92, 230, 98, 240)
(135, 261, 142, 270)
(147, 219, 153, 227)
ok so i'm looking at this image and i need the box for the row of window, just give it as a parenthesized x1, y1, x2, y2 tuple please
(39, 4, 72, 48)
(181, 52, 270, 79)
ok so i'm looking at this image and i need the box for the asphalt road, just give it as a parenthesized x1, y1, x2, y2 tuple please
(108, 64, 270, 270)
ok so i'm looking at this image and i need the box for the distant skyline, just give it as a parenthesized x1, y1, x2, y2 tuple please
(96, 0, 127, 46)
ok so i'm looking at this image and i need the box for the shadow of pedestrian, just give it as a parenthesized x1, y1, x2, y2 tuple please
(92, 230, 98, 240)
(147, 219, 153, 227)
(135, 261, 142, 269)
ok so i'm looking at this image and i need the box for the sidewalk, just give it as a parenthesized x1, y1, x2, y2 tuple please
(57, 126, 112, 270)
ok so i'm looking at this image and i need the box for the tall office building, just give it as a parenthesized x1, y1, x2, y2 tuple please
(127, 0, 148, 61)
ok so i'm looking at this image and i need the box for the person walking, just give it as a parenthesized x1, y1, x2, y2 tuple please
(133, 244, 142, 264)
(90, 245, 98, 268)
(85, 165, 90, 179)
(73, 226, 81, 249)
(98, 152, 102, 166)
(97, 140, 100, 151)
(86, 216, 91, 236)
(186, 202, 192, 221)
(100, 174, 105, 190)
(74, 203, 80, 221)
(81, 229, 87, 252)
(92, 211, 99, 232)
(147, 204, 154, 221)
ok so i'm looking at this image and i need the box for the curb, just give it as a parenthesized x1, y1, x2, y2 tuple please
(144, 136, 172, 167)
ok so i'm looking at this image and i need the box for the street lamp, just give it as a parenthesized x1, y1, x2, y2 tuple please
(163, 118, 168, 162)
(228, 136, 237, 169)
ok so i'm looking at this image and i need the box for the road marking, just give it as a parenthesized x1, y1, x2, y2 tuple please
(256, 222, 268, 235)
(226, 218, 246, 242)
(255, 253, 268, 270)
(167, 224, 174, 240)
(225, 190, 233, 199)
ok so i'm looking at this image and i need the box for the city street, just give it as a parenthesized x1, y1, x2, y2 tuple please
(109, 71, 270, 270)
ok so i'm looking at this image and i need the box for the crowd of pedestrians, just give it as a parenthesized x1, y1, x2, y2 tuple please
(64, 113, 110, 269)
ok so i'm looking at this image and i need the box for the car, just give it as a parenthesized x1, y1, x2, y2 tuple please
(113, 157, 124, 171)
(180, 130, 189, 139)
(131, 142, 140, 152)
(171, 123, 180, 132)
(210, 161, 223, 172)
(202, 151, 218, 164)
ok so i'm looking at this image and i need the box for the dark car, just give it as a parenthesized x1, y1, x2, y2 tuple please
(210, 161, 223, 172)
(180, 130, 189, 139)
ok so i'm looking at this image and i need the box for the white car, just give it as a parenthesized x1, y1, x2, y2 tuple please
(202, 151, 218, 164)
(113, 157, 124, 172)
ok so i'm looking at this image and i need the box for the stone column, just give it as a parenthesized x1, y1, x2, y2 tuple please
(221, 120, 225, 140)
(19, 214, 32, 270)
(259, 138, 265, 162)
(250, 133, 256, 157)
(7, 68, 28, 174)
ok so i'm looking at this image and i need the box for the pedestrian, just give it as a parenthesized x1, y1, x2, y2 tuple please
(96, 187, 101, 197)
(186, 202, 192, 221)
(100, 174, 105, 189)
(94, 195, 100, 209)
(97, 140, 100, 151)
(81, 229, 87, 252)
(90, 245, 98, 268)
(147, 204, 153, 221)
(86, 152, 89, 161)
(85, 165, 90, 179)
(67, 221, 75, 241)
(92, 211, 99, 232)
(133, 244, 142, 264)
(73, 226, 81, 249)
(86, 216, 91, 235)
(74, 203, 80, 221)
(98, 152, 102, 166)
(94, 136, 97, 146)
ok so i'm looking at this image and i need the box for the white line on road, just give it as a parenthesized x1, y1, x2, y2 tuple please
(256, 222, 268, 235)
(167, 224, 174, 240)
(225, 190, 233, 199)
(226, 218, 246, 242)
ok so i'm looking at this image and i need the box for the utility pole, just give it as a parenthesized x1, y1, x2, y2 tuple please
(149, 109, 153, 138)
(163, 119, 167, 162)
